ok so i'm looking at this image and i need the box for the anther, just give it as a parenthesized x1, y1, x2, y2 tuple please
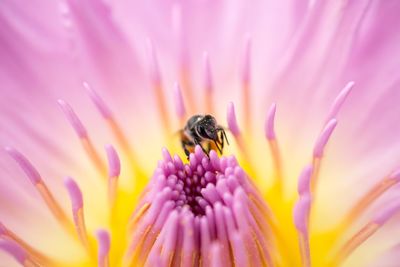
(58, 99, 106, 176)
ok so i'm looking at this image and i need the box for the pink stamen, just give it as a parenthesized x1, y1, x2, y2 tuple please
(181, 213, 196, 266)
(58, 99, 106, 175)
(325, 81, 355, 122)
(96, 229, 110, 267)
(64, 177, 90, 252)
(105, 144, 120, 207)
(293, 193, 311, 267)
(84, 83, 142, 177)
(173, 82, 186, 122)
(105, 145, 120, 179)
(5, 147, 71, 230)
(265, 103, 277, 140)
(298, 165, 313, 195)
(336, 201, 400, 264)
(57, 100, 87, 138)
(313, 118, 338, 158)
(265, 103, 284, 192)
(227, 102, 241, 136)
(311, 118, 337, 193)
(64, 177, 83, 212)
(293, 194, 311, 235)
(372, 200, 400, 226)
(342, 169, 400, 228)
(210, 242, 223, 267)
(5, 147, 41, 184)
(0, 240, 30, 266)
(83, 82, 112, 119)
(0, 223, 55, 265)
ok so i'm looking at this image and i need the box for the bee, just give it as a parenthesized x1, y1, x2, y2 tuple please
(180, 114, 229, 158)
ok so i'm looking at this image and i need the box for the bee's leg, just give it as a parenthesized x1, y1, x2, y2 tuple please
(213, 140, 222, 154)
(219, 131, 224, 151)
(194, 138, 210, 157)
(219, 128, 229, 145)
(181, 139, 194, 159)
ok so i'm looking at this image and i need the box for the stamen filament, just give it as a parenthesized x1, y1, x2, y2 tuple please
(341, 170, 400, 229)
(335, 222, 379, 264)
(57, 100, 106, 176)
(105, 145, 120, 207)
(295, 166, 313, 267)
(226, 102, 252, 166)
(84, 81, 144, 178)
(0, 240, 40, 267)
(294, 194, 312, 267)
(5, 148, 72, 232)
(311, 118, 337, 194)
(96, 230, 111, 267)
(325, 81, 355, 122)
(0, 224, 55, 265)
(64, 177, 91, 253)
(335, 200, 400, 264)
(265, 103, 284, 193)
(203, 52, 214, 114)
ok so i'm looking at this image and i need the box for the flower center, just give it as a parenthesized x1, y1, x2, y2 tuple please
(125, 146, 273, 266)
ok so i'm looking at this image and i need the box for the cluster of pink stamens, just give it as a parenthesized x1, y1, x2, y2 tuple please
(126, 146, 273, 267)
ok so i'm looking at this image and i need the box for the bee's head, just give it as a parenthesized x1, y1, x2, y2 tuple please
(197, 115, 218, 140)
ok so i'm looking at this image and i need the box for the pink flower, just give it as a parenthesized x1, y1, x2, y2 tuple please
(1, 0, 400, 266)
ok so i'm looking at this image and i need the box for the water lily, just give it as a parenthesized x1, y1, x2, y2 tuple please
(1, 0, 400, 266)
